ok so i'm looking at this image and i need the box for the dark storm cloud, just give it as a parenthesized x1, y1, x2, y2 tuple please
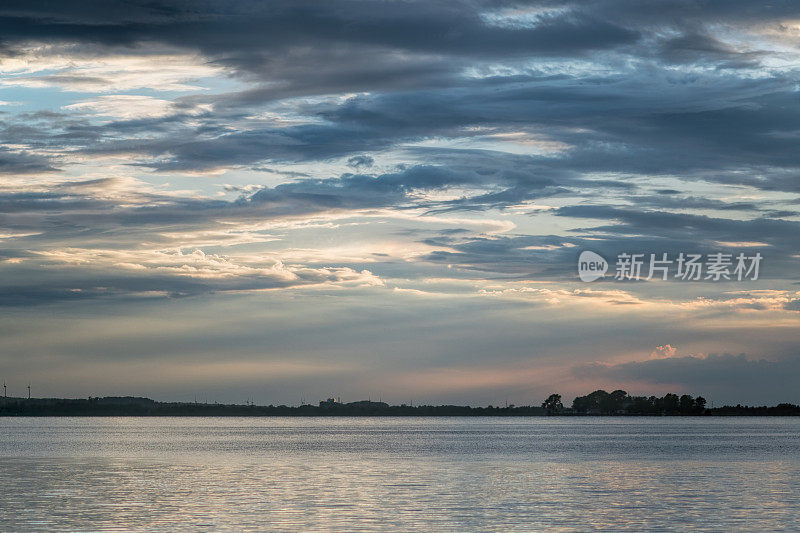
(3, 0, 795, 72)
(0, 1, 639, 61)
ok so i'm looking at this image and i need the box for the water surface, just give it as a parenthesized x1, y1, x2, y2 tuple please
(1, 417, 798, 531)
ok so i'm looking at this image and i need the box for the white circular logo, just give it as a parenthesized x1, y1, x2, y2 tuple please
(578, 251, 608, 282)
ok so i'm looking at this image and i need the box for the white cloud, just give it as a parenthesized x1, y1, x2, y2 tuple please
(64, 95, 177, 119)
(651, 344, 677, 358)
(0, 46, 227, 92)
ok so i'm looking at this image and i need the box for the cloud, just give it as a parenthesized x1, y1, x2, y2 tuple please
(347, 155, 374, 169)
(0, 1, 640, 63)
(64, 95, 179, 119)
(650, 344, 677, 358)
(0, 246, 384, 306)
(657, 30, 764, 68)
(0, 46, 224, 92)
(243, 165, 488, 212)
(0, 0, 799, 403)
(0, 147, 58, 174)
(784, 299, 800, 311)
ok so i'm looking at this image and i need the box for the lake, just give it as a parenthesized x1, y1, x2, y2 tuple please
(1, 417, 798, 531)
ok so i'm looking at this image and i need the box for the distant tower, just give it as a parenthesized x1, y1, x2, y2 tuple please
(27, 383, 30, 399)
(2, 381, 6, 398)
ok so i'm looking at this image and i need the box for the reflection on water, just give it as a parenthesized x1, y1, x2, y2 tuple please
(1, 417, 798, 531)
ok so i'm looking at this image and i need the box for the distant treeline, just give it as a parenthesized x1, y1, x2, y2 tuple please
(0, 393, 798, 416)
(0, 396, 545, 417)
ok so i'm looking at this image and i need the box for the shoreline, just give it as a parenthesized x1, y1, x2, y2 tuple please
(2, 396, 798, 417)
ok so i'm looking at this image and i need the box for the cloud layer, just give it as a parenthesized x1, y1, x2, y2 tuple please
(0, 0, 798, 404)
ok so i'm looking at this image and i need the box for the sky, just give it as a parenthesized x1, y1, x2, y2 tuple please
(0, 0, 799, 406)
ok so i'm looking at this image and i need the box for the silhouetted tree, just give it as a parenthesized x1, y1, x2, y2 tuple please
(695, 396, 707, 412)
(542, 393, 563, 415)
(628, 395, 657, 415)
(679, 394, 694, 414)
(553, 389, 736, 416)
(608, 389, 628, 413)
(662, 393, 680, 414)
(572, 390, 620, 414)
(572, 395, 588, 413)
